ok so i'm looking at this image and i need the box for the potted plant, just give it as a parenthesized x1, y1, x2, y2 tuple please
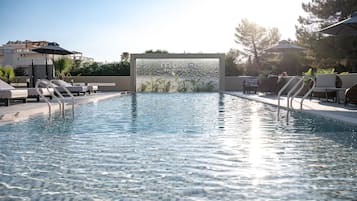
(0, 65, 15, 84)
(53, 57, 72, 80)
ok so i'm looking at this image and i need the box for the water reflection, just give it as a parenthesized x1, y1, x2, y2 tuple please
(0, 93, 356, 200)
(130, 93, 137, 133)
(247, 103, 266, 184)
(218, 93, 225, 129)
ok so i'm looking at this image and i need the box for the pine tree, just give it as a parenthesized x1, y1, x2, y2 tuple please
(296, 0, 357, 71)
(234, 19, 280, 73)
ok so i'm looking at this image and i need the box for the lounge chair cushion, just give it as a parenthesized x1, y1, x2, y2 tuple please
(52, 79, 72, 87)
(0, 89, 28, 99)
(73, 83, 85, 86)
(338, 74, 357, 88)
(312, 87, 337, 93)
(0, 79, 15, 90)
(315, 74, 336, 88)
(56, 86, 87, 93)
(345, 84, 357, 104)
(27, 88, 54, 97)
(87, 85, 98, 92)
(0, 79, 28, 100)
(51, 79, 87, 94)
(73, 83, 97, 92)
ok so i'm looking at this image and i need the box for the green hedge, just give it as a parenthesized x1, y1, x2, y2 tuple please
(70, 62, 130, 76)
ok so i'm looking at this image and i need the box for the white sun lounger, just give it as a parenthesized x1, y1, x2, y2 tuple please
(27, 88, 54, 102)
(0, 79, 28, 106)
(73, 83, 98, 94)
(51, 79, 87, 96)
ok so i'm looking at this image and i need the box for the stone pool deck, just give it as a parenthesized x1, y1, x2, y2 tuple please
(226, 92, 357, 126)
(0, 92, 128, 124)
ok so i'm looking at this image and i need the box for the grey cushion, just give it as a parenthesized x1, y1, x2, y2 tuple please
(56, 86, 87, 93)
(88, 85, 98, 91)
(338, 74, 357, 88)
(37, 80, 59, 88)
(0, 89, 28, 99)
(312, 87, 338, 93)
(315, 74, 336, 88)
(0, 79, 27, 99)
(52, 79, 72, 87)
(27, 88, 54, 97)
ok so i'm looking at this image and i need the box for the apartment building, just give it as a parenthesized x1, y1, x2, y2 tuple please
(0, 40, 50, 69)
(0, 40, 94, 69)
(0, 40, 93, 86)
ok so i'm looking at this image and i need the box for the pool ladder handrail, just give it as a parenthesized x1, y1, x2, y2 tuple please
(49, 80, 75, 117)
(300, 76, 315, 110)
(277, 76, 316, 115)
(35, 80, 53, 115)
(35, 79, 64, 117)
(277, 76, 300, 114)
(35, 79, 75, 118)
(286, 77, 304, 110)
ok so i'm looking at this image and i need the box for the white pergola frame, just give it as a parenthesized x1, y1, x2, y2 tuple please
(130, 53, 225, 92)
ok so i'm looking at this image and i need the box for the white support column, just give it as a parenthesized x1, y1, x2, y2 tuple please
(219, 55, 225, 92)
(130, 55, 136, 92)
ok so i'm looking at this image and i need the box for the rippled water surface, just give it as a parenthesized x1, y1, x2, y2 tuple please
(0, 93, 356, 200)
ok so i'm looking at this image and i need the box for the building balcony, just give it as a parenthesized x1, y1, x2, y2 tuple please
(15, 58, 53, 67)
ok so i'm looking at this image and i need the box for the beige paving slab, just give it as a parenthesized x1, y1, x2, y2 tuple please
(226, 92, 357, 126)
(0, 92, 128, 123)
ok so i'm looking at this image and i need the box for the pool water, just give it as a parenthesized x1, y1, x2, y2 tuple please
(0, 93, 356, 200)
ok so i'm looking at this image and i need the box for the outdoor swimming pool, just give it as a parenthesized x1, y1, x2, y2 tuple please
(0, 93, 356, 200)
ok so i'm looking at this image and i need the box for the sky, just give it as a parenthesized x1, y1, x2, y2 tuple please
(0, 0, 307, 62)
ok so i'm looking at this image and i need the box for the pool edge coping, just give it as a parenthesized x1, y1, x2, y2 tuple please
(225, 92, 357, 127)
(0, 92, 128, 125)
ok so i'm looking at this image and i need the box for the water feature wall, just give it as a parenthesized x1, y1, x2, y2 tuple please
(136, 58, 219, 92)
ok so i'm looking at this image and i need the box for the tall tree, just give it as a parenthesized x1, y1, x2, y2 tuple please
(234, 19, 280, 72)
(296, 0, 357, 71)
(225, 49, 245, 76)
(121, 52, 130, 62)
(145, 49, 168, 54)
